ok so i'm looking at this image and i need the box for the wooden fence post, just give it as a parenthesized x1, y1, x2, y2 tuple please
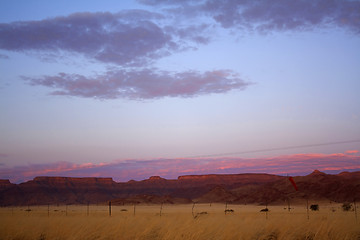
(306, 199, 309, 220)
(354, 200, 358, 222)
(160, 202, 163, 217)
(287, 198, 291, 212)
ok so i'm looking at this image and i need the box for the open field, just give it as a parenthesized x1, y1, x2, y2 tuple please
(0, 203, 359, 240)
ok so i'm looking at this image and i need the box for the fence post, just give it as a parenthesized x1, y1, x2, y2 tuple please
(160, 202, 163, 217)
(306, 199, 309, 220)
(354, 200, 358, 222)
(266, 203, 268, 220)
(109, 201, 112, 217)
(287, 198, 291, 212)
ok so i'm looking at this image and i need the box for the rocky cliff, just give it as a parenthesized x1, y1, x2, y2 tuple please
(0, 179, 13, 189)
(0, 171, 359, 206)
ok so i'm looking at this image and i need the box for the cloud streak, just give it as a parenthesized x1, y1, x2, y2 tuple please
(0, 11, 179, 66)
(24, 69, 250, 99)
(1, 151, 359, 183)
(204, 0, 360, 33)
(140, 0, 360, 33)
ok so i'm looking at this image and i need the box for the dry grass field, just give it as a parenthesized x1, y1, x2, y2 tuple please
(0, 203, 359, 240)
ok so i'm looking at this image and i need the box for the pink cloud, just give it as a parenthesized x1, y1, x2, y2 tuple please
(345, 150, 359, 154)
(1, 151, 359, 183)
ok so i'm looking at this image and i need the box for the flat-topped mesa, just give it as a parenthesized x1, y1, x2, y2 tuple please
(177, 173, 283, 185)
(0, 179, 11, 184)
(337, 171, 360, 178)
(148, 176, 166, 181)
(0, 179, 13, 189)
(177, 174, 231, 185)
(32, 176, 115, 186)
(1, 170, 359, 206)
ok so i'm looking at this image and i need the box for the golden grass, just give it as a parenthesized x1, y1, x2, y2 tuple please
(0, 203, 359, 240)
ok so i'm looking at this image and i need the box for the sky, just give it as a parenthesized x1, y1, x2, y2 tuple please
(0, 0, 360, 183)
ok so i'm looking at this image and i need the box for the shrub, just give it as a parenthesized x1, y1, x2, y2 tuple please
(342, 203, 352, 211)
(310, 204, 319, 211)
(194, 211, 208, 219)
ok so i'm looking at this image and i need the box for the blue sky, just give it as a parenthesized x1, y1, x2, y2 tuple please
(0, 0, 359, 182)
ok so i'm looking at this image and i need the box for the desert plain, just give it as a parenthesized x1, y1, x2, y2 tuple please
(1, 202, 359, 240)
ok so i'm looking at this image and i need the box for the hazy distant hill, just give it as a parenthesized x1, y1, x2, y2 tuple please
(0, 170, 359, 206)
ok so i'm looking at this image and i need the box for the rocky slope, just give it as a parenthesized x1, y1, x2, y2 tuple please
(0, 170, 359, 206)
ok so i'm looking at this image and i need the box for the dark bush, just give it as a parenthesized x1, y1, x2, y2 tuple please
(194, 211, 208, 219)
(310, 204, 319, 211)
(342, 203, 353, 211)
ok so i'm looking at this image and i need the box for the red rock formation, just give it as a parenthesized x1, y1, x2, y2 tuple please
(33, 176, 114, 186)
(0, 179, 13, 187)
(195, 186, 238, 203)
(149, 176, 165, 180)
(0, 171, 359, 206)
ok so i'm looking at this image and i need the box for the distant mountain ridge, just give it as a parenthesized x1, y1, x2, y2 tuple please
(0, 170, 359, 206)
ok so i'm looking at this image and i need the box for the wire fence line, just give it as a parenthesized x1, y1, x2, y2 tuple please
(186, 139, 360, 158)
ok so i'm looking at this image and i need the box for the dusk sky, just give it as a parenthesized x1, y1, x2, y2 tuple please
(0, 0, 359, 183)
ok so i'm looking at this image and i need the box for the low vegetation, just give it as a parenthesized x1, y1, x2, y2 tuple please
(342, 202, 353, 211)
(0, 203, 359, 240)
(310, 204, 319, 211)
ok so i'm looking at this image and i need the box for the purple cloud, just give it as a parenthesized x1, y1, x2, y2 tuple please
(1, 151, 359, 183)
(0, 10, 225, 100)
(0, 11, 208, 65)
(23, 69, 250, 99)
(206, 0, 360, 33)
(139, 0, 360, 33)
